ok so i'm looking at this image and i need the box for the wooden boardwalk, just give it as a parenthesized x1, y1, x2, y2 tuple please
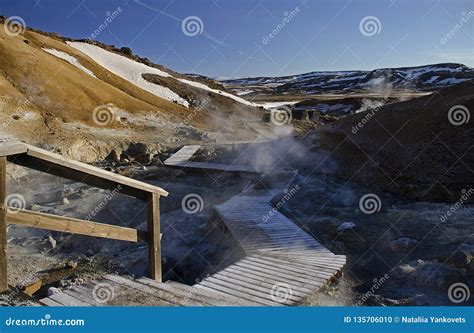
(41, 192, 345, 306)
(39, 144, 345, 306)
(164, 145, 258, 173)
(195, 194, 346, 305)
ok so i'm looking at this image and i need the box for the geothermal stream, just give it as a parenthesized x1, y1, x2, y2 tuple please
(2, 140, 473, 306)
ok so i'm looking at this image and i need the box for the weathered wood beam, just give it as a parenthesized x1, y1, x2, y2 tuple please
(0, 141, 28, 157)
(0, 157, 7, 292)
(7, 208, 148, 243)
(9, 154, 149, 200)
(146, 193, 162, 282)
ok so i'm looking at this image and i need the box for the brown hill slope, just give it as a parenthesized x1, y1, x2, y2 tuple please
(314, 80, 474, 202)
(0, 24, 266, 161)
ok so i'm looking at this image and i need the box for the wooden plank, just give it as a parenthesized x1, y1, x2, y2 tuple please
(263, 255, 345, 272)
(234, 260, 325, 288)
(212, 270, 306, 301)
(197, 281, 281, 306)
(202, 276, 293, 305)
(0, 141, 27, 157)
(7, 208, 147, 243)
(224, 265, 314, 293)
(9, 145, 168, 200)
(222, 266, 313, 295)
(102, 275, 186, 306)
(63, 287, 104, 306)
(138, 278, 250, 306)
(164, 281, 259, 306)
(147, 193, 161, 282)
(48, 292, 91, 306)
(39, 297, 63, 306)
(249, 256, 337, 278)
(135, 278, 216, 306)
(0, 157, 7, 292)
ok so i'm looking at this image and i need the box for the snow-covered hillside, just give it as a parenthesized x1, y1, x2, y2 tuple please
(222, 63, 474, 96)
(67, 42, 259, 109)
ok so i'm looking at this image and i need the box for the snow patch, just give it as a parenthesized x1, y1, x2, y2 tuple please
(67, 42, 189, 107)
(256, 101, 300, 108)
(176, 78, 259, 107)
(42, 48, 97, 78)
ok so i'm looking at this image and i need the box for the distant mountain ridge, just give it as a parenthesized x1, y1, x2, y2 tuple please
(222, 63, 474, 97)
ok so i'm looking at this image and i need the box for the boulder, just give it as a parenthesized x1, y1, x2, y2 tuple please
(134, 153, 153, 164)
(122, 142, 148, 160)
(390, 237, 418, 252)
(394, 259, 464, 289)
(448, 244, 474, 275)
(105, 149, 121, 162)
(327, 241, 346, 254)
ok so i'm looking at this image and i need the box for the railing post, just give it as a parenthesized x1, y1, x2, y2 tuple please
(0, 157, 7, 292)
(146, 193, 162, 282)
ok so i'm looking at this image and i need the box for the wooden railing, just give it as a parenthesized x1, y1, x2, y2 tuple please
(0, 142, 169, 292)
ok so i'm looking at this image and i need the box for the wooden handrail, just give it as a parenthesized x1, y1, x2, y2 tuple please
(0, 142, 166, 292)
(6, 208, 149, 243)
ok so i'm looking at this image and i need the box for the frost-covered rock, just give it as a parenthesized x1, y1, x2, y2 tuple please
(390, 237, 417, 252)
(337, 222, 356, 232)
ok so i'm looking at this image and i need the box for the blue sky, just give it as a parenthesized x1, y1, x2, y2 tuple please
(1, 0, 473, 77)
